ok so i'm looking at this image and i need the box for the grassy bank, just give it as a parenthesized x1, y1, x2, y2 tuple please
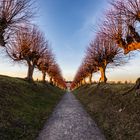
(0, 75, 65, 140)
(73, 83, 140, 140)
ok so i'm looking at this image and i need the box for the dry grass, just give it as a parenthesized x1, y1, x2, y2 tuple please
(74, 83, 140, 140)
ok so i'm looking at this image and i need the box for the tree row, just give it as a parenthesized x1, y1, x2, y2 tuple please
(71, 0, 140, 90)
(0, 0, 66, 89)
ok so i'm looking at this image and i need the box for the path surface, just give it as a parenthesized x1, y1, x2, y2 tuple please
(37, 92, 106, 140)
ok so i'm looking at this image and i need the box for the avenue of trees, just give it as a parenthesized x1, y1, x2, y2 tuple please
(0, 0, 66, 89)
(71, 0, 140, 90)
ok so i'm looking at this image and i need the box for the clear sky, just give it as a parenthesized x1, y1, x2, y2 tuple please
(0, 0, 140, 82)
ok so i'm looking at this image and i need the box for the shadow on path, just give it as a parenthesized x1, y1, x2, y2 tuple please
(37, 92, 106, 140)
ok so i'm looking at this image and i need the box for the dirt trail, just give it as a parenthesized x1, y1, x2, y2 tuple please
(37, 92, 106, 140)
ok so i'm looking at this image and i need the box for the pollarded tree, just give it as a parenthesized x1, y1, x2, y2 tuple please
(71, 51, 98, 89)
(47, 63, 66, 89)
(77, 66, 87, 86)
(103, 0, 140, 89)
(38, 49, 66, 88)
(87, 34, 124, 83)
(83, 55, 98, 84)
(100, 9, 127, 52)
(72, 54, 98, 87)
(56, 75, 66, 90)
(37, 49, 55, 83)
(55, 73, 66, 89)
(6, 25, 47, 81)
(47, 63, 57, 84)
(106, 0, 140, 54)
(0, 0, 34, 46)
(71, 64, 88, 89)
(80, 64, 89, 84)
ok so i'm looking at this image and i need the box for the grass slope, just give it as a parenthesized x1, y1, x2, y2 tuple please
(73, 83, 140, 140)
(0, 75, 65, 140)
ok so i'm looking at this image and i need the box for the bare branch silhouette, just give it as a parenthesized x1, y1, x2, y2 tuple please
(0, 0, 34, 46)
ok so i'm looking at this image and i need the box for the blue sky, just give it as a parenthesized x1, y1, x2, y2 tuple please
(35, 0, 108, 80)
(0, 0, 140, 82)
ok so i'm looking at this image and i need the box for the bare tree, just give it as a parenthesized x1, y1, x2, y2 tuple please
(6, 25, 46, 81)
(37, 49, 55, 83)
(71, 62, 92, 89)
(71, 34, 124, 89)
(87, 34, 124, 83)
(110, 0, 140, 22)
(37, 49, 66, 88)
(71, 0, 140, 89)
(47, 63, 66, 89)
(72, 55, 99, 89)
(0, 0, 34, 46)
(83, 55, 98, 84)
(108, 0, 140, 92)
(77, 66, 87, 85)
(106, 0, 140, 54)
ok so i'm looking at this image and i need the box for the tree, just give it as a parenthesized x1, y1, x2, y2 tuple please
(106, 0, 140, 54)
(87, 34, 124, 83)
(106, 0, 140, 90)
(71, 0, 140, 89)
(47, 63, 66, 89)
(37, 49, 55, 83)
(0, 0, 34, 47)
(83, 54, 98, 84)
(71, 60, 97, 89)
(6, 25, 47, 81)
(99, 9, 126, 52)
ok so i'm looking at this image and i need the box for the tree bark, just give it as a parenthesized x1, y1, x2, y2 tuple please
(26, 62, 34, 82)
(0, 32, 5, 46)
(83, 78, 86, 85)
(78, 83, 80, 87)
(89, 73, 92, 84)
(42, 71, 46, 83)
(50, 77, 53, 83)
(55, 82, 59, 87)
(99, 66, 107, 83)
(79, 81, 81, 87)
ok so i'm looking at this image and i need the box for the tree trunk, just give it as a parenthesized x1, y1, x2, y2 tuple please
(26, 62, 34, 82)
(55, 82, 58, 87)
(123, 77, 140, 95)
(42, 71, 46, 83)
(79, 82, 81, 87)
(135, 78, 140, 90)
(0, 30, 6, 47)
(50, 77, 53, 83)
(83, 78, 86, 85)
(54, 81, 56, 86)
(78, 83, 80, 87)
(99, 66, 107, 83)
(50, 78, 55, 85)
(89, 73, 92, 84)
(80, 80, 83, 86)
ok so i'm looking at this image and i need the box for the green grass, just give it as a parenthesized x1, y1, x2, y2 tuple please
(0, 75, 65, 140)
(73, 83, 140, 140)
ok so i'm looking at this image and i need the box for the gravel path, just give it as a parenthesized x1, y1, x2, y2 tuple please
(37, 92, 106, 140)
